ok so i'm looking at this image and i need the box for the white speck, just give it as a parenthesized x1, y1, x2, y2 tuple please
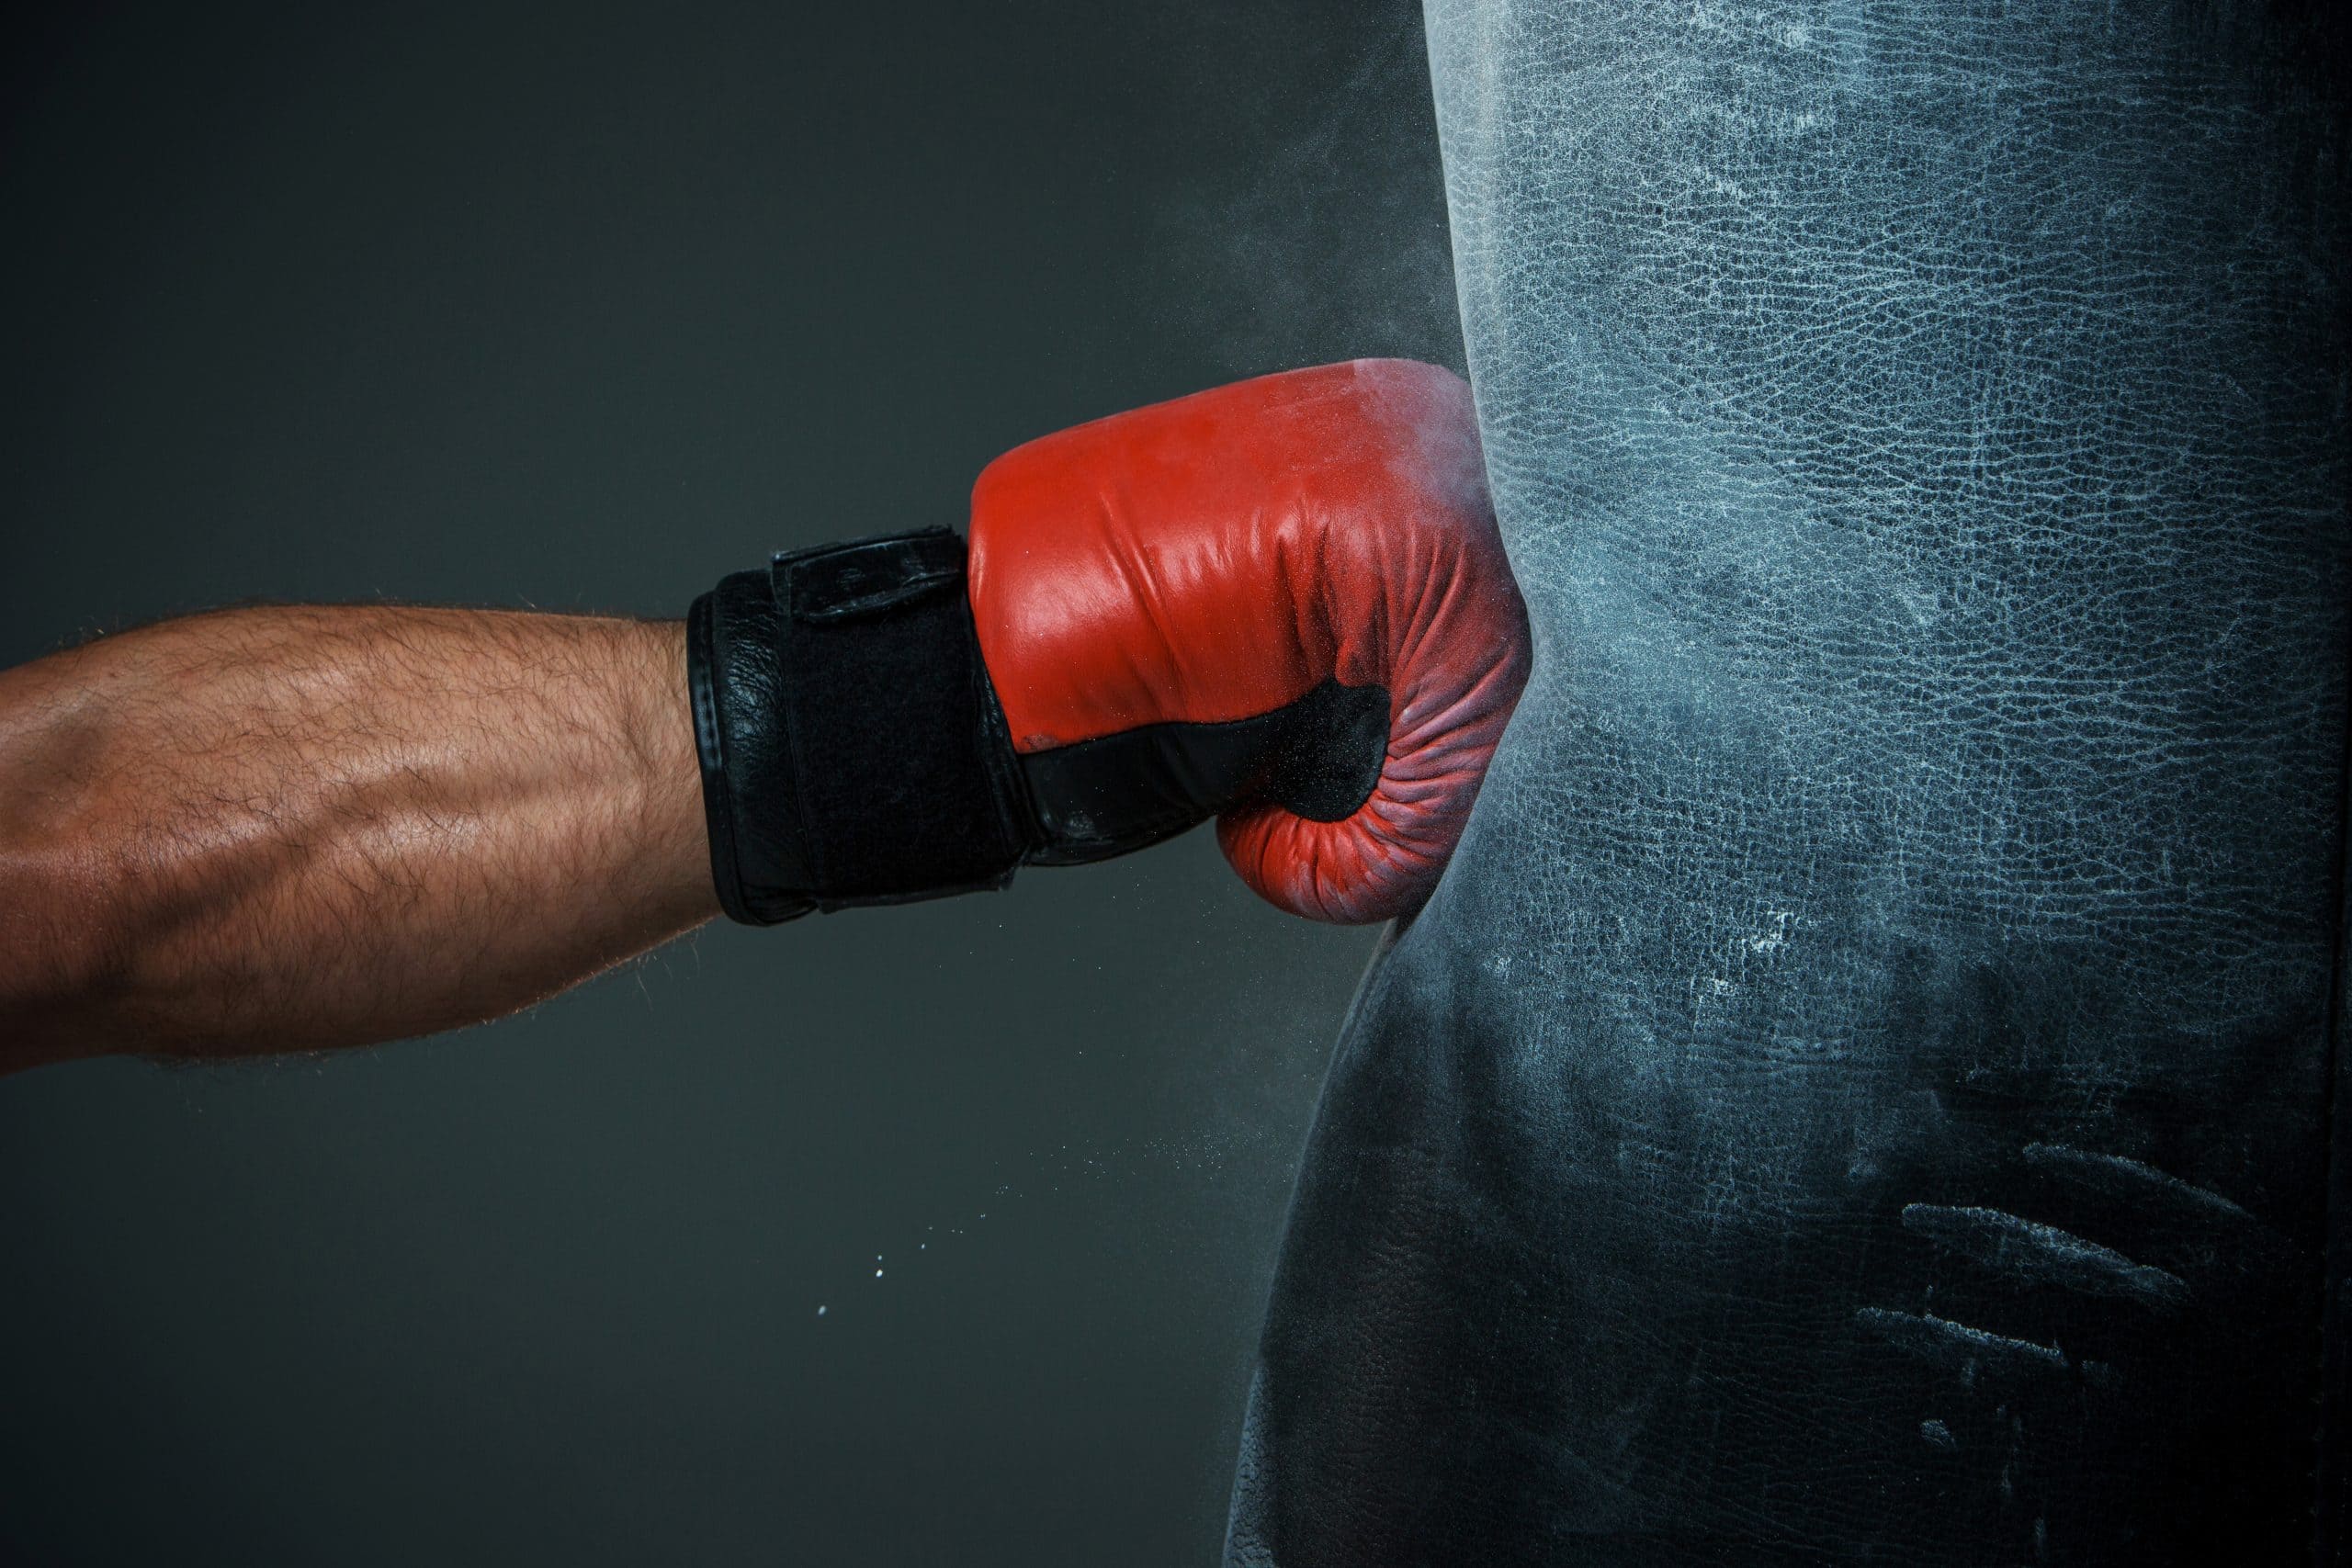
(817, 1305, 827, 1316)
(875, 1269, 884, 1279)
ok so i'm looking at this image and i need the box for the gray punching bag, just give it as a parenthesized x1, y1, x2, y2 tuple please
(1227, 3, 2347, 1563)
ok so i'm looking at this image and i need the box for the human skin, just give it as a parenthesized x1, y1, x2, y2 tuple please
(0, 606, 718, 1076)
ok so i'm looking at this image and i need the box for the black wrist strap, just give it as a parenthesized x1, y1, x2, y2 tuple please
(686, 529, 1038, 924)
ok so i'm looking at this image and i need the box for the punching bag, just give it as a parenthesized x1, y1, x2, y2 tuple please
(1227, 2, 2348, 1562)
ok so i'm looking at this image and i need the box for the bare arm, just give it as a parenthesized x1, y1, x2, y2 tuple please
(0, 605, 718, 1074)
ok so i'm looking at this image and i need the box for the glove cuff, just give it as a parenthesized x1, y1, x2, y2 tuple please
(687, 529, 1038, 925)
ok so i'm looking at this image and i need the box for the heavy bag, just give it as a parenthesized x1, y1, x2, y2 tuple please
(1227, 3, 2349, 1562)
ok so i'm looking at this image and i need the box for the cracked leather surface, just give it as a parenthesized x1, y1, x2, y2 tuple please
(1227, 2, 2348, 1562)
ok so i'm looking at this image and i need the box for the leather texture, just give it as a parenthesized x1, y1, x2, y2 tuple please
(1017, 678, 1391, 864)
(1227, 3, 2349, 1562)
(687, 568, 810, 923)
(763, 532, 1034, 909)
(970, 359, 1533, 923)
(688, 533, 1034, 921)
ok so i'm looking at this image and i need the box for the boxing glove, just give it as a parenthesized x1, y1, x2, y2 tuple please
(687, 358, 1530, 925)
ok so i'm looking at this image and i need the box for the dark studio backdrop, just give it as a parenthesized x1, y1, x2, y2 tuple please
(0, 4, 1464, 1562)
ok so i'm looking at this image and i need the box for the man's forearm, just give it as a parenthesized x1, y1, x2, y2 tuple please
(0, 605, 717, 1072)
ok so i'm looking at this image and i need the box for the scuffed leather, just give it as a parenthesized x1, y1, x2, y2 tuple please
(1228, 2, 2349, 1563)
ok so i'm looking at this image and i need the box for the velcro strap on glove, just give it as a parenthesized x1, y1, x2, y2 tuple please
(686, 529, 1037, 924)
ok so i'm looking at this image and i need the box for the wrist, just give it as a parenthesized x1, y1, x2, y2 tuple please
(686, 531, 1036, 924)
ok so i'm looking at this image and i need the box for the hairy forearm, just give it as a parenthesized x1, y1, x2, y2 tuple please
(0, 605, 717, 1072)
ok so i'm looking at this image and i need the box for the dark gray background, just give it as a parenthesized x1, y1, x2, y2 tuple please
(0, 4, 1462, 1562)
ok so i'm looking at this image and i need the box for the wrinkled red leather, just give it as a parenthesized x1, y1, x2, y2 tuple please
(967, 359, 1532, 923)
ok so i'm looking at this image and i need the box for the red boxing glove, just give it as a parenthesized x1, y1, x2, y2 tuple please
(969, 359, 1530, 922)
(688, 359, 1529, 927)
